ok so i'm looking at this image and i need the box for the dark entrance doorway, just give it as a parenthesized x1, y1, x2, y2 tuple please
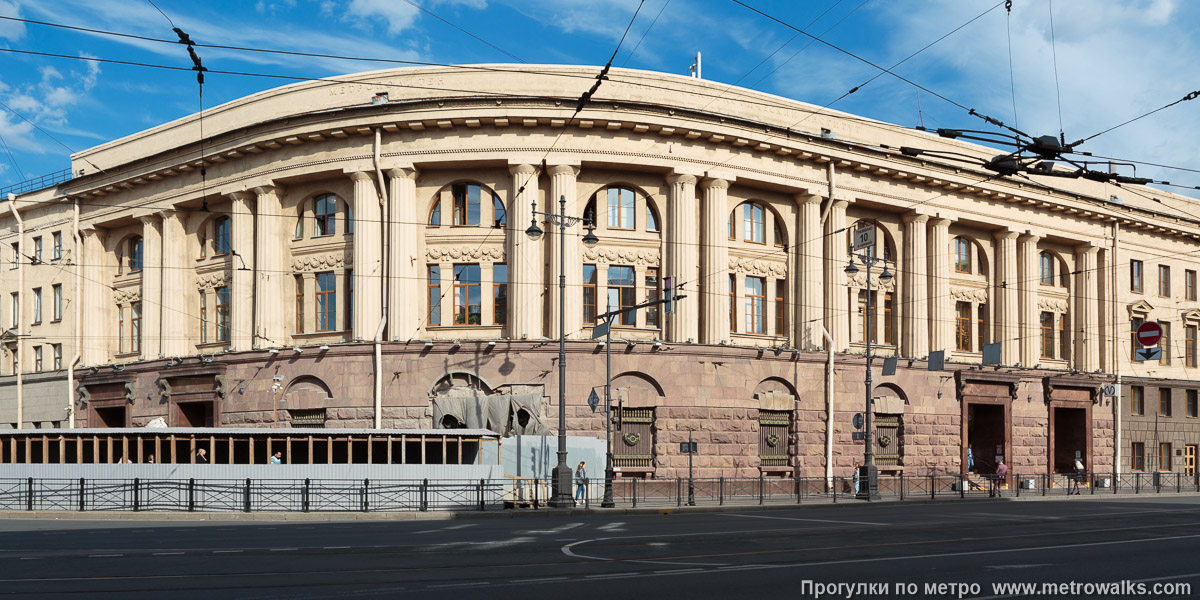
(176, 401, 215, 428)
(92, 405, 126, 428)
(1052, 407, 1087, 473)
(967, 403, 1006, 474)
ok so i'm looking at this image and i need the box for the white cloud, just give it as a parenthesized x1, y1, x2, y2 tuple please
(0, 0, 24, 40)
(345, 0, 421, 35)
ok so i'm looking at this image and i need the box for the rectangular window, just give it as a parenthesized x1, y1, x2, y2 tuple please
(33, 346, 41, 372)
(1188, 325, 1197, 368)
(1160, 388, 1172, 417)
(608, 265, 635, 326)
(645, 267, 659, 328)
(52, 284, 61, 322)
(316, 272, 337, 331)
(200, 292, 208, 344)
(32, 237, 41, 263)
(856, 291, 876, 344)
(955, 301, 972, 352)
(583, 264, 597, 324)
(729, 275, 736, 333)
(977, 303, 988, 347)
(776, 279, 787, 338)
(954, 238, 971, 273)
(1059, 314, 1070, 362)
(1188, 390, 1198, 418)
(346, 269, 354, 332)
(493, 263, 508, 326)
(216, 286, 231, 342)
(1160, 321, 1172, 365)
(9, 292, 15, 328)
(1159, 265, 1171, 297)
(428, 266, 441, 327)
(293, 276, 303, 334)
(31, 288, 41, 325)
(52, 232, 62, 260)
(131, 302, 141, 354)
(1041, 311, 1055, 358)
(452, 264, 481, 326)
(10, 242, 17, 269)
(52, 344, 61, 370)
(884, 292, 895, 345)
(1189, 270, 1198, 301)
(1131, 386, 1144, 416)
(118, 305, 125, 354)
(1131, 442, 1145, 471)
(743, 203, 764, 243)
(1131, 259, 1143, 293)
(452, 183, 481, 226)
(745, 276, 765, 334)
(1160, 443, 1172, 471)
(607, 187, 635, 229)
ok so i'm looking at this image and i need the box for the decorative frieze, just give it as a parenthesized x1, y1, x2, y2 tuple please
(848, 270, 897, 292)
(1037, 297, 1069, 313)
(425, 246, 506, 263)
(292, 253, 347, 272)
(729, 257, 786, 278)
(196, 272, 230, 290)
(114, 288, 141, 303)
(950, 286, 987, 303)
(584, 247, 660, 266)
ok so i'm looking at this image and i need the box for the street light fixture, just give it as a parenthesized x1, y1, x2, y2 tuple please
(846, 223, 892, 501)
(527, 194, 598, 507)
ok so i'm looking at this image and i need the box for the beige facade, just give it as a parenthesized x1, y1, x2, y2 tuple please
(1, 65, 1197, 479)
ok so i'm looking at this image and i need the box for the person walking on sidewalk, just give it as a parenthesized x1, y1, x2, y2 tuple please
(574, 461, 587, 506)
(1071, 457, 1085, 495)
(991, 460, 1008, 497)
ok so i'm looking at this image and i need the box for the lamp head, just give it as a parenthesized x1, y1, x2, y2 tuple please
(879, 265, 894, 284)
(525, 218, 544, 241)
(582, 224, 599, 248)
(844, 258, 859, 276)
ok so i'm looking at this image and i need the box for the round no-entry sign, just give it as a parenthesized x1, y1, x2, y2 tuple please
(1136, 321, 1163, 346)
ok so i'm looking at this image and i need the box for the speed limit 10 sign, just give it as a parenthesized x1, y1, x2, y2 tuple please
(1136, 321, 1163, 347)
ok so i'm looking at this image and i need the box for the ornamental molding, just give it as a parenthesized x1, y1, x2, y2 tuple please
(847, 271, 896, 292)
(949, 286, 987, 303)
(425, 246, 506, 262)
(583, 247, 660, 266)
(729, 257, 787, 278)
(114, 288, 141, 303)
(1182, 308, 1200, 323)
(292, 252, 347, 272)
(196, 272, 229, 290)
(1127, 299, 1154, 317)
(1037, 297, 1069, 313)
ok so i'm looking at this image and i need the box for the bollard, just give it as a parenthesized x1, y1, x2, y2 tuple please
(930, 475, 935, 501)
(899, 472, 905, 501)
(1016, 473, 1021, 498)
(479, 479, 486, 511)
(26, 477, 33, 511)
(362, 479, 370, 513)
(833, 477, 838, 503)
(1041, 473, 1047, 497)
(632, 477, 638, 508)
(133, 478, 140, 512)
(420, 478, 429, 512)
(719, 477, 725, 506)
(533, 478, 539, 510)
(243, 478, 251, 513)
(188, 478, 197, 512)
(759, 475, 764, 505)
(78, 478, 85, 512)
(795, 476, 801, 505)
(303, 479, 310, 513)
(959, 474, 965, 499)
(1177, 473, 1182, 493)
(676, 478, 682, 507)
(1091, 473, 1096, 495)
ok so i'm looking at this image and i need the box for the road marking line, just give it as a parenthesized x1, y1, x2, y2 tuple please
(269, 548, 298, 551)
(323, 546, 351, 550)
(630, 559, 726, 566)
(725, 513, 888, 526)
(18, 558, 41, 560)
(967, 512, 1060, 520)
(985, 563, 1053, 570)
(654, 568, 704, 574)
(151, 552, 184, 556)
(510, 577, 568, 584)
(427, 582, 489, 589)
(88, 554, 122, 558)
(523, 522, 584, 535)
(445, 524, 476, 530)
(585, 572, 640, 579)
(212, 550, 242, 554)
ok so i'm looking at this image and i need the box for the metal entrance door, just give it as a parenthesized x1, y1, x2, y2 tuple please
(1186, 445, 1196, 477)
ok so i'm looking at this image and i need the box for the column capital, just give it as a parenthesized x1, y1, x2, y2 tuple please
(508, 163, 537, 176)
(347, 171, 373, 183)
(794, 192, 822, 205)
(386, 166, 418, 180)
(227, 190, 255, 203)
(902, 212, 930, 225)
(928, 216, 953, 228)
(252, 184, 279, 197)
(666, 172, 698, 186)
(829, 198, 851, 210)
(134, 212, 162, 225)
(547, 164, 579, 177)
(1074, 242, 1100, 255)
(1018, 233, 1041, 245)
(700, 177, 729, 191)
(993, 229, 1019, 242)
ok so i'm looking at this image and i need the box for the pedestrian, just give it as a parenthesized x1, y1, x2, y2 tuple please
(992, 460, 1008, 497)
(967, 444, 975, 474)
(853, 464, 861, 496)
(574, 461, 587, 505)
(1071, 456, 1084, 495)
(270, 451, 283, 465)
(147, 454, 155, 464)
(195, 448, 208, 464)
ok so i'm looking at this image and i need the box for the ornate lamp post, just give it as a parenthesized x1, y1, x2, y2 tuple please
(845, 231, 893, 501)
(526, 194, 598, 508)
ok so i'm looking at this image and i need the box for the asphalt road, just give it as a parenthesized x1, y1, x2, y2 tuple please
(2, 497, 1200, 599)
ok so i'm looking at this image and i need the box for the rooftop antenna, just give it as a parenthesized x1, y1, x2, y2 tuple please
(689, 52, 702, 79)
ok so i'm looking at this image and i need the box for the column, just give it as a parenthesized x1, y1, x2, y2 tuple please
(159, 210, 190, 357)
(548, 165, 581, 340)
(1075, 244, 1100, 371)
(1098, 247, 1112, 372)
(508, 164, 542, 339)
(1017, 233, 1041, 368)
(253, 185, 287, 348)
(348, 171, 382, 340)
(823, 198, 850, 351)
(80, 227, 109, 366)
(138, 214, 162, 358)
(902, 213, 929, 358)
(795, 193, 822, 350)
(228, 191, 255, 352)
(994, 230, 1018, 365)
(666, 172, 699, 343)
(928, 217, 953, 354)
(387, 167, 419, 342)
(700, 178, 730, 344)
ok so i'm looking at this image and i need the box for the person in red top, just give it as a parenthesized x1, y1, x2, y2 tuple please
(991, 460, 1008, 497)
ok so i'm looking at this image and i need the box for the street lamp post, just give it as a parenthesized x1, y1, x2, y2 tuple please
(845, 227, 893, 502)
(602, 316, 615, 508)
(526, 194, 598, 508)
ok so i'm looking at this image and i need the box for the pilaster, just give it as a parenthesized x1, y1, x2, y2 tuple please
(253, 185, 287, 348)
(1075, 243, 1100, 371)
(508, 164, 542, 339)
(387, 167, 419, 341)
(824, 198, 850, 351)
(228, 191, 255, 352)
(348, 171, 382, 340)
(928, 217, 953, 354)
(796, 193, 822, 349)
(159, 209, 189, 357)
(80, 227, 109, 366)
(701, 178, 730, 344)
(993, 230, 1019, 365)
(902, 212, 930, 358)
(138, 214, 162, 358)
(548, 165, 581, 339)
(1017, 233, 1042, 367)
(666, 172, 699, 343)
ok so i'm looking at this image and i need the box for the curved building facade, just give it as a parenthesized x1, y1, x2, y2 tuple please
(2, 65, 1197, 479)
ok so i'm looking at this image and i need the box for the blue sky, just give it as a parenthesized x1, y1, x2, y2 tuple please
(1, 0, 1199, 194)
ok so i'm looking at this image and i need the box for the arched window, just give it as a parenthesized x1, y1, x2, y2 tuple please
(1040, 251, 1054, 285)
(743, 202, 765, 244)
(953, 237, 971, 273)
(607, 186, 636, 230)
(214, 217, 231, 255)
(773, 220, 786, 248)
(452, 183, 482, 226)
(728, 211, 735, 240)
(646, 202, 660, 232)
(346, 203, 354, 234)
(428, 198, 442, 226)
(314, 194, 337, 236)
(493, 195, 507, 228)
(128, 237, 143, 272)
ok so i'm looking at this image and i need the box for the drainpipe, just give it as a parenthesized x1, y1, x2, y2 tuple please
(69, 198, 81, 428)
(1112, 221, 1121, 475)
(372, 128, 389, 429)
(822, 325, 835, 489)
(8, 193, 23, 429)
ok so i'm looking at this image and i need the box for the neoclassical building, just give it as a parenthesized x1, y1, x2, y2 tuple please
(1, 65, 1197, 479)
